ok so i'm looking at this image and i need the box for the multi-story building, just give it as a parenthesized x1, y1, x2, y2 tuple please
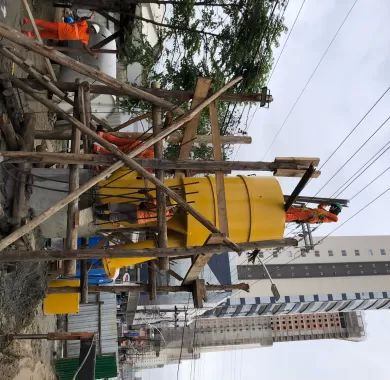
(213, 235, 390, 317)
(125, 311, 364, 370)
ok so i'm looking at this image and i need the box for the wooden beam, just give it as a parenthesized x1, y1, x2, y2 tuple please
(90, 30, 121, 50)
(111, 112, 151, 132)
(0, 238, 298, 262)
(176, 78, 212, 166)
(0, 76, 242, 252)
(0, 23, 184, 115)
(21, 0, 57, 82)
(34, 128, 252, 145)
(42, 81, 271, 103)
(0, 152, 319, 174)
(49, 282, 250, 295)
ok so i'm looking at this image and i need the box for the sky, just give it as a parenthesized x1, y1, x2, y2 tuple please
(144, 0, 390, 378)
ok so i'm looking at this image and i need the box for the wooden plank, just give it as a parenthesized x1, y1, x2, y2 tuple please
(182, 254, 212, 285)
(176, 77, 212, 164)
(21, 0, 57, 82)
(274, 157, 320, 167)
(0, 23, 184, 115)
(90, 30, 121, 50)
(274, 168, 321, 178)
(0, 76, 242, 253)
(148, 262, 157, 301)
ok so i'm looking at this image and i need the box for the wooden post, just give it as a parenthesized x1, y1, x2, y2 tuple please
(152, 83, 169, 271)
(21, 0, 57, 82)
(0, 238, 298, 262)
(0, 113, 19, 150)
(63, 84, 82, 276)
(11, 113, 35, 229)
(0, 22, 184, 115)
(0, 76, 242, 253)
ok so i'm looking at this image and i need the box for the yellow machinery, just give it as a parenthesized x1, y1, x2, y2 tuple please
(44, 279, 80, 315)
(98, 169, 286, 278)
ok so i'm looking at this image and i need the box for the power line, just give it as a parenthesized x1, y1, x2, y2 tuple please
(313, 112, 390, 197)
(261, 0, 359, 160)
(267, 0, 307, 85)
(331, 139, 390, 198)
(319, 85, 390, 171)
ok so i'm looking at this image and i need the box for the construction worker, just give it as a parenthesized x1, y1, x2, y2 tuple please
(93, 130, 155, 159)
(95, 190, 175, 225)
(21, 17, 99, 55)
(285, 203, 342, 224)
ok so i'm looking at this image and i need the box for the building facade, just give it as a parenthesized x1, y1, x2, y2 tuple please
(125, 311, 364, 370)
(216, 236, 390, 317)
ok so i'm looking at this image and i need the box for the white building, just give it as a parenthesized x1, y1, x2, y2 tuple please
(127, 311, 364, 370)
(216, 235, 390, 317)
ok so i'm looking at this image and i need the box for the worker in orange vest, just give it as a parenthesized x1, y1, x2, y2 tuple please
(22, 17, 98, 55)
(93, 130, 155, 159)
(95, 190, 175, 225)
(285, 203, 342, 224)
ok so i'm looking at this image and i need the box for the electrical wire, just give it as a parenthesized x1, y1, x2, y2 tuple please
(330, 139, 390, 198)
(313, 112, 390, 197)
(319, 85, 390, 171)
(261, 0, 359, 160)
(71, 335, 96, 380)
(176, 297, 190, 380)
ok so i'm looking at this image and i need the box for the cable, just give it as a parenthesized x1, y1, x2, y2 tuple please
(313, 112, 390, 197)
(350, 166, 390, 200)
(71, 335, 96, 380)
(319, 85, 390, 171)
(261, 0, 359, 160)
(267, 0, 307, 85)
(330, 139, 390, 198)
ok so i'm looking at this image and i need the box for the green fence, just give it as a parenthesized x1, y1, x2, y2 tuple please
(55, 354, 118, 380)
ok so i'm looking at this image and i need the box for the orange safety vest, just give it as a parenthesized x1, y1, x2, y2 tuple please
(58, 20, 89, 45)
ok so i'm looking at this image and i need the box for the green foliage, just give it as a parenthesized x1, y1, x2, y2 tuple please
(120, 0, 287, 160)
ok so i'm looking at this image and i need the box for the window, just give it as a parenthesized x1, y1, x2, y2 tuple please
(369, 249, 374, 256)
(328, 250, 334, 256)
(315, 250, 320, 257)
(355, 250, 360, 256)
(380, 249, 386, 256)
(341, 250, 347, 256)
(273, 251, 278, 258)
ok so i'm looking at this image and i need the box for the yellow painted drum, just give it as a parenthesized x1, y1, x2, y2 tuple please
(184, 176, 285, 245)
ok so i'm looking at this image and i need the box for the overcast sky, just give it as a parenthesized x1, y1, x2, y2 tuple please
(144, 1, 390, 378)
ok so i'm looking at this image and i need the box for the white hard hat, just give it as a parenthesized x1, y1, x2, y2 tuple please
(89, 23, 100, 34)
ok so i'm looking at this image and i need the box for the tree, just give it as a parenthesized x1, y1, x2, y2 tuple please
(120, 0, 287, 159)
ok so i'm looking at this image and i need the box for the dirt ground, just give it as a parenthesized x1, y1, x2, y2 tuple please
(0, 1, 64, 379)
